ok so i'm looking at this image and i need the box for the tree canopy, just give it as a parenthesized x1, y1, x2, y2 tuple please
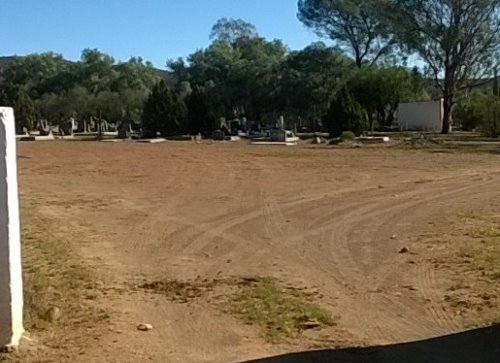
(2, 13, 488, 137)
(0, 50, 161, 126)
(385, 0, 500, 133)
(297, 0, 395, 67)
(142, 81, 186, 137)
(210, 18, 259, 45)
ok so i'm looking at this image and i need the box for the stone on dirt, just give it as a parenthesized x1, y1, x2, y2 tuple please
(44, 307, 62, 322)
(137, 323, 153, 331)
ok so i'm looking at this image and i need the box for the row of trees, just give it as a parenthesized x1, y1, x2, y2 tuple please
(151, 17, 428, 136)
(298, 0, 500, 134)
(154, 0, 500, 136)
(1, 0, 500, 136)
(0, 28, 428, 137)
(0, 50, 160, 132)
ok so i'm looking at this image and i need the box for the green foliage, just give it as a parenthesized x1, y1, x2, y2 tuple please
(230, 276, 335, 340)
(280, 42, 355, 121)
(172, 31, 288, 121)
(386, 0, 500, 133)
(0, 50, 161, 128)
(454, 92, 500, 137)
(454, 91, 489, 131)
(0, 85, 36, 133)
(79, 48, 118, 95)
(340, 131, 356, 141)
(297, 0, 394, 67)
(142, 81, 187, 137)
(185, 86, 217, 134)
(210, 17, 258, 45)
(8, 13, 496, 137)
(325, 86, 367, 137)
(479, 98, 500, 138)
(1, 52, 75, 98)
(111, 57, 159, 93)
(349, 66, 428, 128)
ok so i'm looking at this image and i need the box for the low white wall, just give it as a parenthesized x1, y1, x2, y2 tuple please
(0, 107, 24, 349)
(398, 100, 443, 132)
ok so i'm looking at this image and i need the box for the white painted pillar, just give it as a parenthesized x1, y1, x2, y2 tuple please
(0, 107, 23, 350)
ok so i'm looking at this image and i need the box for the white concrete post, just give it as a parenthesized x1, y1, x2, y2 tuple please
(0, 107, 23, 350)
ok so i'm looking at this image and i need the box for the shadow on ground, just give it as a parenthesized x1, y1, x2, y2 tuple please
(237, 325, 500, 363)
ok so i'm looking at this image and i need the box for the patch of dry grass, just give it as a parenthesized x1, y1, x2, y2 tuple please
(425, 213, 500, 327)
(229, 276, 335, 341)
(1, 209, 108, 361)
(21, 213, 109, 334)
(141, 275, 336, 341)
(140, 279, 216, 303)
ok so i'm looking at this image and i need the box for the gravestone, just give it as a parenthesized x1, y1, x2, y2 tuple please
(0, 107, 24, 350)
(37, 119, 51, 136)
(117, 120, 132, 139)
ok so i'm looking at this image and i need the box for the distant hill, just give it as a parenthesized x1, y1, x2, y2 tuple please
(154, 68, 172, 82)
(0, 56, 16, 64)
(0, 56, 16, 72)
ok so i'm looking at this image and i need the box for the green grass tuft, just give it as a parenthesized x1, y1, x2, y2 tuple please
(230, 276, 335, 340)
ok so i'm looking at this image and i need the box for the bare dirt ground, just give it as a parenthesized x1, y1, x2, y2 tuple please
(14, 141, 500, 362)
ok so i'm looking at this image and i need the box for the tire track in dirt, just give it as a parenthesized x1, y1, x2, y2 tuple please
(253, 167, 500, 344)
(18, 142, 500, 362)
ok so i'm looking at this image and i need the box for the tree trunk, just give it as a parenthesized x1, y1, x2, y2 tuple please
(441, 74, 454, 134)
(367, 112, 374, 132)
(494, 68, 499, 97)
(442, 95, 453, 134)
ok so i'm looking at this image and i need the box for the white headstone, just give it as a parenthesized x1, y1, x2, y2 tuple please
(0, 107, 24, 350)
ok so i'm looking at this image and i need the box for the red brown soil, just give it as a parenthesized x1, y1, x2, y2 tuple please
(17, 141, 500, 362)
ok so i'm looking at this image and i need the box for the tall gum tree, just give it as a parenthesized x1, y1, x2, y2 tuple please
(386, 0, 500, 133)
(297, 0, 395, 68)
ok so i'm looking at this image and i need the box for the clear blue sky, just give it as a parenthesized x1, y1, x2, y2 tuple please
(0, 0, 319, 68)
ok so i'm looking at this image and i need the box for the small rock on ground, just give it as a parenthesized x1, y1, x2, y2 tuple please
(137, 323, 153, 331)
(44, 306, 62, 322)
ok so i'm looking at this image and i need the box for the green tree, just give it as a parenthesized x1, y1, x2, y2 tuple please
(79, 48, 118, 94)
(479, 97, 500, 137)
(297, 0, 395, 68)
(0, 85, 36, 133)
(454, 90, 500, 135)
(185, 86, 217, 134)
(386, 0, 500, 133)
(111, 57, 159, 92)
(172, 30, 287, 122)
(1, 52, 74, 97)
(324, 86, 367, 137)
(454, 91, 487, 131)
(349, 66, 428, 128)
(142, 81, 186, 137)
(210, 18, 258, 45)
(280, 42, 355, 123)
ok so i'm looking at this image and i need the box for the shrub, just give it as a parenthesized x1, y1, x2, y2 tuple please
(324, 86, 367, 138)
(142, 81, 186, 137)
(340, 131, 356, 141)
(454, 92, 488, 131)
(479, 100, 500, 138)
(454, 92, 500, 137)
(0, 86, 36, 133)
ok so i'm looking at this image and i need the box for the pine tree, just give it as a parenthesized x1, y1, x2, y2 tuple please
(0, 85, 36, 133)
(324, 86, 367, 138)
(185, 86, 216, 135)
(142, 81, 186, 137)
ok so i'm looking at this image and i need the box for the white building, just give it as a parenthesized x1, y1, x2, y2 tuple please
(398, 100, 443, 132)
